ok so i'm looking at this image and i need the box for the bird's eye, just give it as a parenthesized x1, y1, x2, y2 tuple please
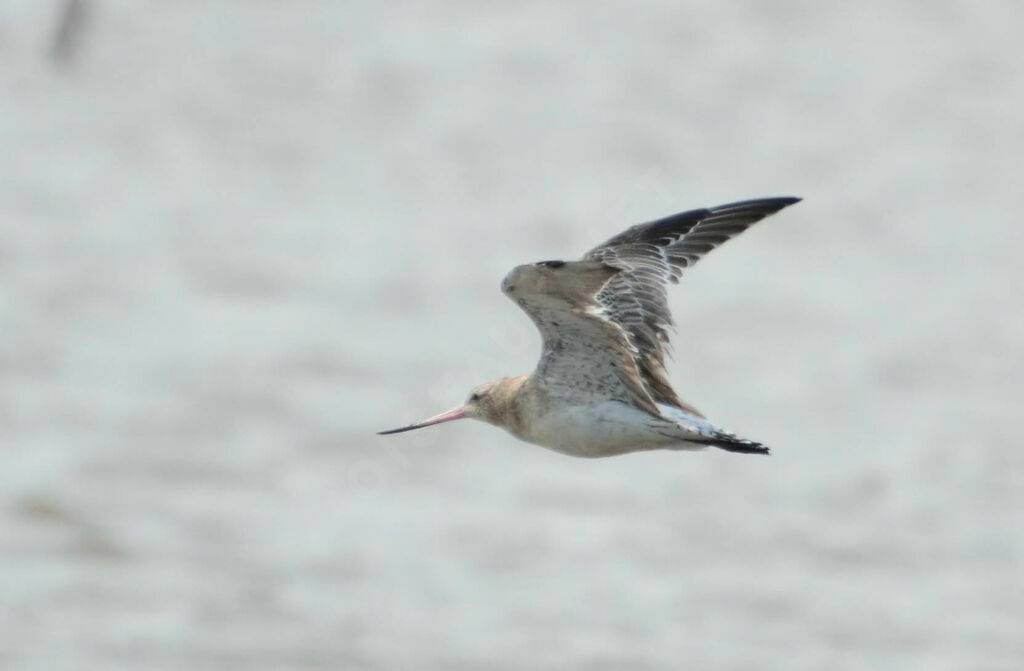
(469, 392, 481, 402)
(536, 260, 566, 269)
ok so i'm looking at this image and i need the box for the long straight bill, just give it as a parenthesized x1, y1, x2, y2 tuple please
(377, 406, 466, 435)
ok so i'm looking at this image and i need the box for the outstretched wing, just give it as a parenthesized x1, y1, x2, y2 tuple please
(584, 197, 801, 411)
(501, 261, 665, 416)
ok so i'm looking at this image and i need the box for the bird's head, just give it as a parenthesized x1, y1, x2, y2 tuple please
(377, 377, 525, 435)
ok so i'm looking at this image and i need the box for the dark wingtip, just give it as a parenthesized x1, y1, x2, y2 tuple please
(771, 196, 801, 210)
(763, 196, 801, 217)
(713, 196, 801, 215)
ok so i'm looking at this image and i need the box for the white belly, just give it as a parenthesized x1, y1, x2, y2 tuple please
(516, 401, 709, 458)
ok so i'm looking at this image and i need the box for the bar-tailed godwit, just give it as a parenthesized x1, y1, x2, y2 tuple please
(380, 197, 800, 457)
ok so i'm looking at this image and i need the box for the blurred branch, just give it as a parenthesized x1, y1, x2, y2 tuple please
(50, 0, 91, 68)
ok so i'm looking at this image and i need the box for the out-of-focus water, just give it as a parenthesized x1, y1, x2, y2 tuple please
(2, 2, 1022, 669)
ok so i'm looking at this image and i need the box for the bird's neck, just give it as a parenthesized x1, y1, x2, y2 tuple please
(487, 374, 531, 436)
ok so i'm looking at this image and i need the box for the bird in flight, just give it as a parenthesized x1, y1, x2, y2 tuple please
(380, 197, 800, 457)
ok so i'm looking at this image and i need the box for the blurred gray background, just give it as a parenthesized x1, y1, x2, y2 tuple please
(2, 1, 1022, 669)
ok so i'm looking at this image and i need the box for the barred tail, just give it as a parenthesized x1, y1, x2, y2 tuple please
(696, 433, 770, 455)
